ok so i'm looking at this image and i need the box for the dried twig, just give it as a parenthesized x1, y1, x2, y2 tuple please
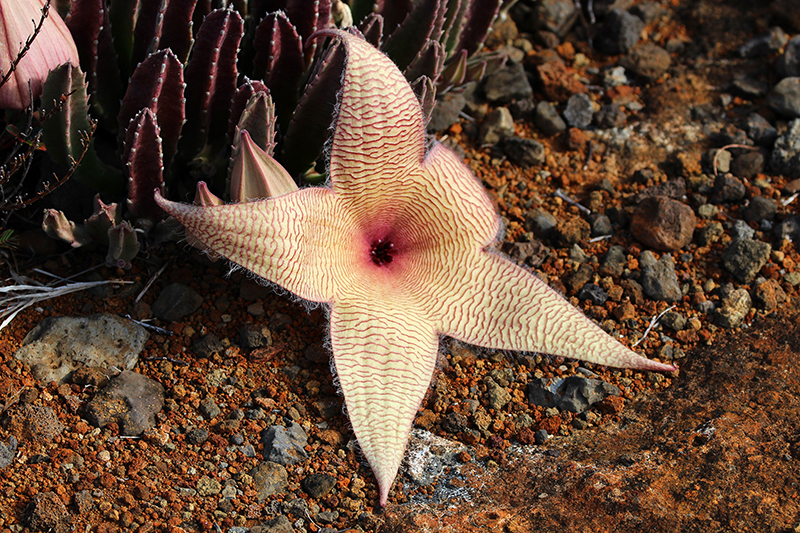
(632, 305, 677, 347)
(712, 144, 758, 177)
(0, 269, 131, 330)
(554, 188, 591, 214)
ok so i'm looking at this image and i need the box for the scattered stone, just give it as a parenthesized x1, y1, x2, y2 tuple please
(554, 216, 591, 246)
(501, 240, 549, 267)
(535, 61, 587, 103)
(594, 9, 644, 56)
(532, 0, 578, 37)
(251, 515, 295, 533)
(2, 404, 64, 442)
(565, 263, 594, 293)
(751, 279, 788, 310)
(558, 376, 621, 414)
(746, 113, 778, 147)
(442, 412, 469, 434)
(620, 43, 671, 79)
(527, 378, 560, 408)
(730, 150, 765, 179)
(766, 77, 800, 118)
(251, 461, 289, 500)
(710, 149, 732, 174)
(186, 427, 209, 445)
(578, 283, 608, 306)
(534, 101, 567, 135)
(482, 62, 533, 104)
(0, 436, 17, 468)
(485, 377, 512, 410)
(563, 93, 594, 129)
(743, 195, 778, 223)
(730, 219, 756, 241)
(776, 34, 800, 79)
(13, 314, 148, 384)
(26, 491, 71, 533)
(262, 423, 309, 466)
(639, 251, 682, 302)
(152, 283, 203, 322)
(199, 398, 221, 420)
(508, 97, 537, 122)
(660, 311, 687, 331)
(713, 288, 752, 329)
(534, 429, 549, 444)
(710, 174, 746, 204)
(774, 215, 800, 241)
(523, 208, 558, 239)
(722, 239, 771, 283)
(696, 204, 719, 220)
(302, 473, 336, 499)
(631, 196, 696, 251)
(600, 245, 626, 277)
(770, 119, 800, 177)
(502, 136, 546, 167)
(84, 370, 165, 435)
(479, 107, 516, 144)
(606, 66, 632, 91)
(528, 376, 620, 414)
(427, 91, 466, 132)
(197, 476, 221, 496)
(240, 323, 273, 350)
(739, 26, 788, 58)
(191, 333, 224, 358)
(589, 213, 612, 236)
(594, 103, 626, 128)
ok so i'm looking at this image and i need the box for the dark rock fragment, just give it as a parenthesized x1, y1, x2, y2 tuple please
(302, 473, 336, 499)
(84, 370, 165, 435)
(152, 283, 203, 321)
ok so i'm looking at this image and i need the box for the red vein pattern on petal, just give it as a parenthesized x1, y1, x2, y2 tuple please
(155, 190, 350, 303)
(329, 297, 438, 507)
(323, 31, 425, 201)
(435, 253, 677, 372)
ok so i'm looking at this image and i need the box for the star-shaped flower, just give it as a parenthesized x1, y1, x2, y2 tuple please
(155, 30, 675, 506)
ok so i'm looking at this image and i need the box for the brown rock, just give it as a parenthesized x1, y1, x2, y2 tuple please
(631, 196, 697, 251)
(555, 216, 591, 246)
(535, 61, 587, 103)
(620, 43, 672, 79)
(26, 491, 71, 533)
(752, 279, 788, 310)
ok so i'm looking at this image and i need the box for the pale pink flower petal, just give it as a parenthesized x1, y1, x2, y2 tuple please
(156, 29, 677, 508)
(0, 0, 80, 109)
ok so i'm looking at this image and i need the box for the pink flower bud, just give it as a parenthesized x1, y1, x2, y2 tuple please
(0, 0, 80, 109)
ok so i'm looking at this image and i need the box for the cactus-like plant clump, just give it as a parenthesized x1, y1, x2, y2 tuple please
(2, 0, 507, 267)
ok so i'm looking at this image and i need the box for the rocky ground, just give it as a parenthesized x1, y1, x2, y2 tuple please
(2, 0, 800, 532)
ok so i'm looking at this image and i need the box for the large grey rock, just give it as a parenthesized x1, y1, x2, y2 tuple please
(482, 62, 533, 104)
(261, 423, 308, 466)
(84, 370, 165, 435)
(722, 239, 771, 283)
(152, 283, 203, 321)
(639, 251, 682, 302)
(13, 314, 148, 384)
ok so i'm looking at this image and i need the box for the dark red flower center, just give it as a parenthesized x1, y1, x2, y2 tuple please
(370, 238, 395, 266)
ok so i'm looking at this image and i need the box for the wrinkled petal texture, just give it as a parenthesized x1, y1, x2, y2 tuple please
(156, 189, 347, 303)
(0, 0, 80, 109)
(158, 29, 676, 509)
